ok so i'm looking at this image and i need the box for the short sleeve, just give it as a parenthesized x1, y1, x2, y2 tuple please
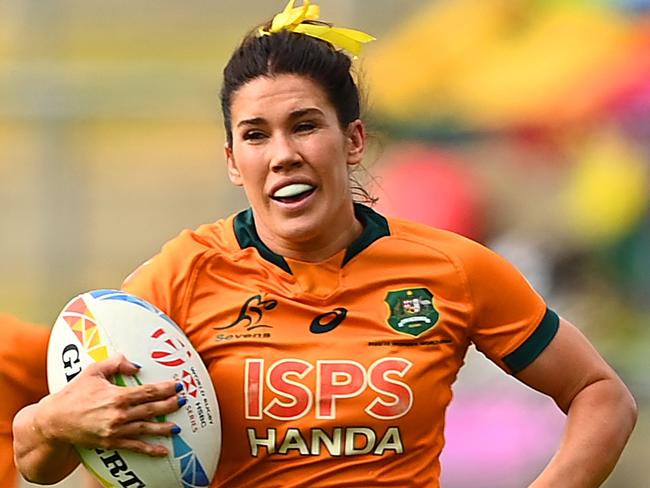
(0, 316, 49, 430)
(0, 316, 49, 487)
(463, 244, 559, 374)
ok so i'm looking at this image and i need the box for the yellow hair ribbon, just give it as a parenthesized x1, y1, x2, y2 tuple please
(259, 0, 376, 57)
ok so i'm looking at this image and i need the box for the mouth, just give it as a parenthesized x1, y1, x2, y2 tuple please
(270, 183, 316, 204)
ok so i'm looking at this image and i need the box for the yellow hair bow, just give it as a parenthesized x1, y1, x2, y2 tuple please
(259, 0, 376, 57)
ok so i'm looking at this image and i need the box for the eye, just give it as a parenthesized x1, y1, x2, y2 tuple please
(295, 121, 317, 133)
(243, 130, 267, 142)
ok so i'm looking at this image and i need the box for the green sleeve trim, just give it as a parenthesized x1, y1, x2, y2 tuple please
(503, 308, 560, 374)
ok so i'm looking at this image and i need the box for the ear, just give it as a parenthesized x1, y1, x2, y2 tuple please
(346, 119, 366, 167)
(225, 143, 243, 186)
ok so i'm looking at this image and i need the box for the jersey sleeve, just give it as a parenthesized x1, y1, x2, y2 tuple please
(0, 316, 50, 487)
(0, 315, 49, 429)
(461, 242, 559, 374)
(121, 229, 212, 325)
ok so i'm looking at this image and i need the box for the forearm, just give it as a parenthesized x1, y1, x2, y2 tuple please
(12, 401, 81, 484)
(530, 377, 637, 488)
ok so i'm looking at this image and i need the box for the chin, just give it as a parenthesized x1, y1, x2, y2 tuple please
(277, 222, 320, 243)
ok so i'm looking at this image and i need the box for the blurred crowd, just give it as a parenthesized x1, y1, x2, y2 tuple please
(364, 2, 650, 485)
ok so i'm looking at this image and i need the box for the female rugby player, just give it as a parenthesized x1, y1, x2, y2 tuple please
(13, 1, 637, 487)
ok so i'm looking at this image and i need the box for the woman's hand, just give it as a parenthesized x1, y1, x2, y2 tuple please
(14, 353, 184, 484)
(39, 353, 183, 455)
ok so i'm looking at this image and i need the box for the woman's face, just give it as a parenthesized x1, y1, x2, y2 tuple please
(225, 73, 365, 259)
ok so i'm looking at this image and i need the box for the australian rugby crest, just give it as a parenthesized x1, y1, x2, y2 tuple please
(385, 288, 439, 337)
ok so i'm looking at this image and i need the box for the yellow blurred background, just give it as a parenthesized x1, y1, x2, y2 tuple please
(2, 1, 648, 487)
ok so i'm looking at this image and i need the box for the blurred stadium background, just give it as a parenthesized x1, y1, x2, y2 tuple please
(2, 1, 647, 487)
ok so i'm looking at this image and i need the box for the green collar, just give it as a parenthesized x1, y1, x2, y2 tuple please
(233, 203, 390, 274)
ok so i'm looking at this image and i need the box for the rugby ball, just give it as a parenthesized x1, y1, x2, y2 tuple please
(47, 289, 221, 488)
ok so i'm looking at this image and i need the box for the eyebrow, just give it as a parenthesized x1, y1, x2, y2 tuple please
(236, 107, 325, 128)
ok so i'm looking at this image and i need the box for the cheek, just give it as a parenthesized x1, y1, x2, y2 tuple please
(233, 150, 263, 183)
(236, 164, 270, 207)
(331, 152, 353, 187)
(315, 139, 350, 180)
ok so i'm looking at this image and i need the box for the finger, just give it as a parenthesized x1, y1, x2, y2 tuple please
(123, 394, 185, 422)
(113, 354, 143, 376)
(115, 420, 180, 439)
(123, 380, 181, 406)
(110, 438, 169, 457)
(85, 354, 141, 379)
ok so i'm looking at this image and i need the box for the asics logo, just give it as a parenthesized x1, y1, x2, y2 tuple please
(309, 307, 348, 334)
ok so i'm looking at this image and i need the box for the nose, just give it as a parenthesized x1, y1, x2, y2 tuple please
(269, 133, 302, 173)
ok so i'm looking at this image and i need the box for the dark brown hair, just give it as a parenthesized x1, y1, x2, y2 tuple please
(220, 27, 376, 204)
(221, 29, 361, 146)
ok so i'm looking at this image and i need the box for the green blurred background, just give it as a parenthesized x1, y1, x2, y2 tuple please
(2, 1, 647, 486)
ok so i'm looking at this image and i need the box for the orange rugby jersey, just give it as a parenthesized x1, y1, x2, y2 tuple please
(0, 315, 49, 487)
(123, 204, 559, 488)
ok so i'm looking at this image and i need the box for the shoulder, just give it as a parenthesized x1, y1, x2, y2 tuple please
(355, 205, 509, 284)
(382, 213, 541, 306)
(122, 212, 245, 317)
(122, 213, 240, 289)
(385, 214, 496, 268)
(156, 213, 241, 264)
(167, 214, 238, 256)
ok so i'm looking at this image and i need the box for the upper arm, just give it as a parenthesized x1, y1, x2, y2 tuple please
(460, 239, 555, 372)
(515, 317, 623, 412)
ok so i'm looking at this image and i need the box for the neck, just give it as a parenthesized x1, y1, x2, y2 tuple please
(255, 204, 363, 263)
(270, 220, 363, 263)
